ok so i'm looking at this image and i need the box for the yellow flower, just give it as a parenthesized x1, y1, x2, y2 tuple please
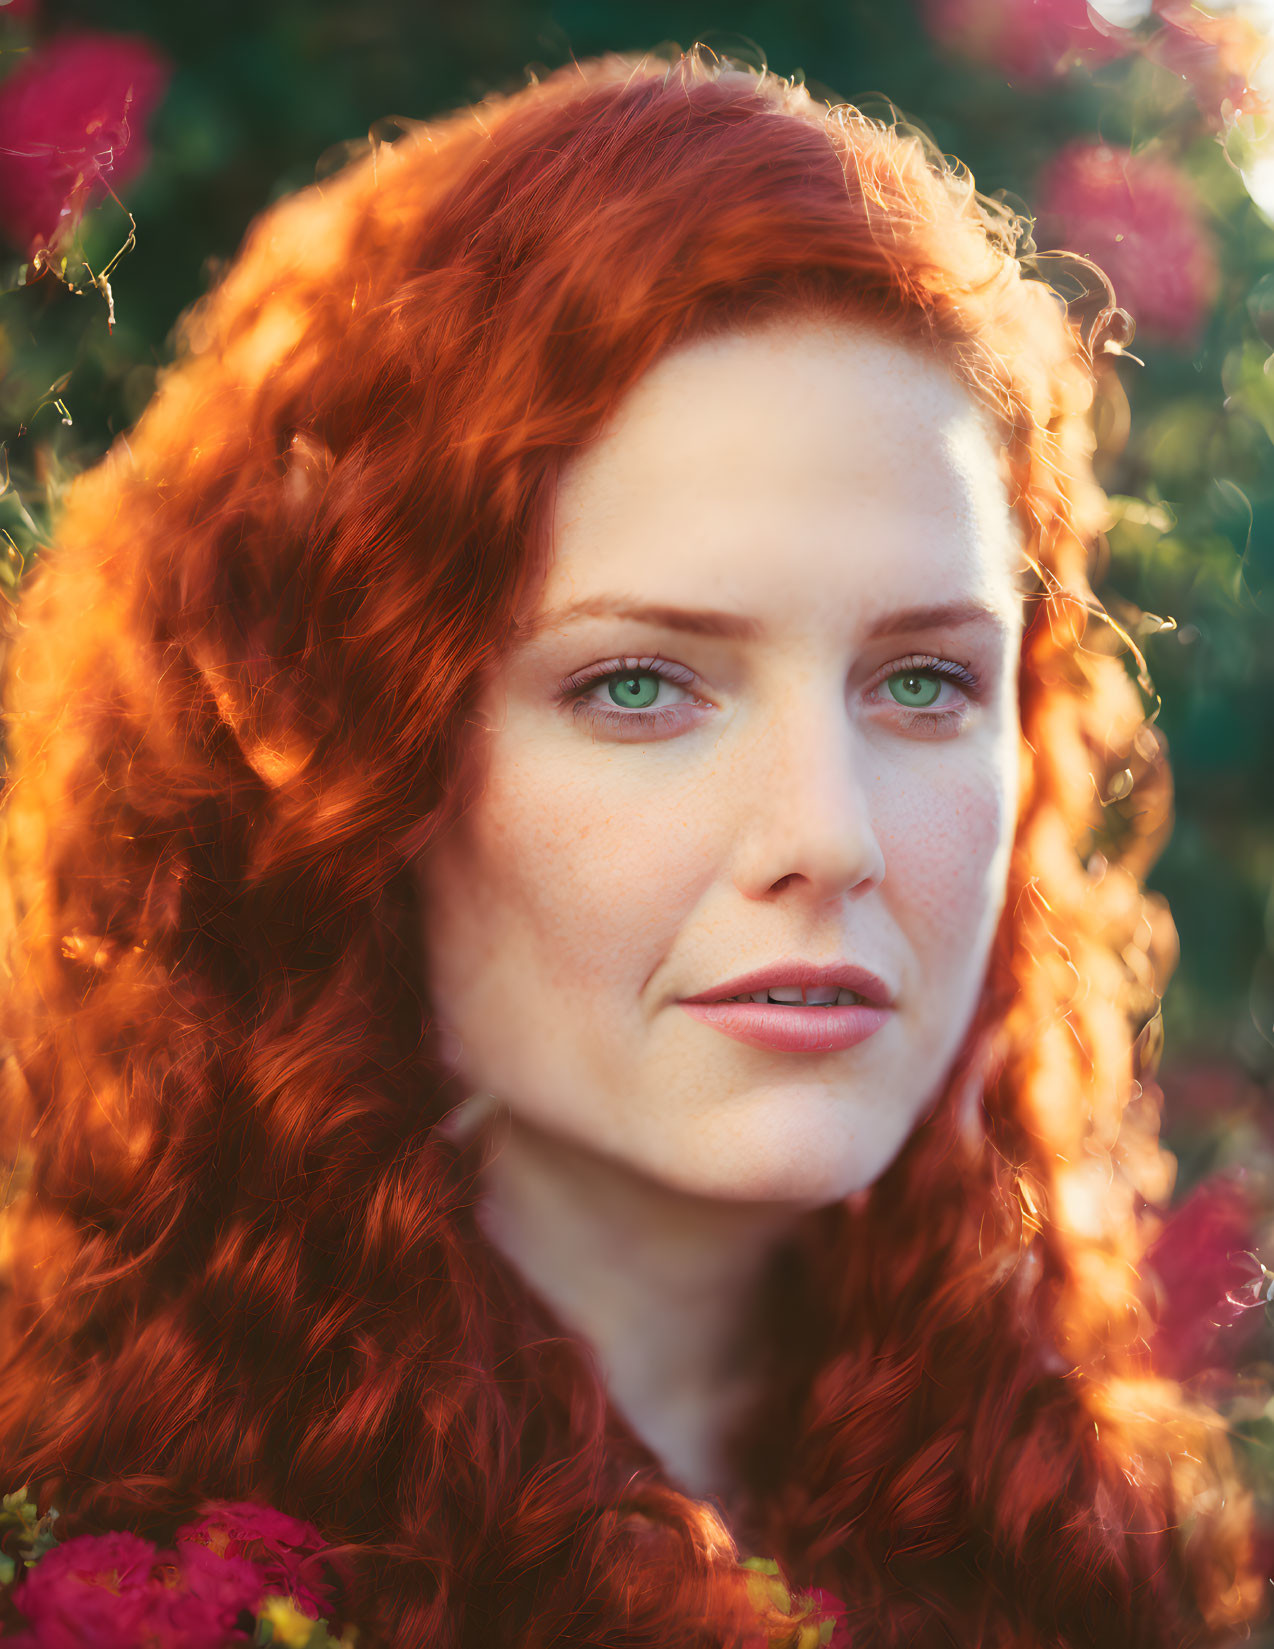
(256, 1592, 358, 1648)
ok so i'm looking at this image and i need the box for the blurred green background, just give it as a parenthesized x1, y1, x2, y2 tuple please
(4, 0, 1274, 1511)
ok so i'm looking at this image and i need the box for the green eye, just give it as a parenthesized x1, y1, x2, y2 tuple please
(607, 673, 661, 709)
(887, 671, 942, 709)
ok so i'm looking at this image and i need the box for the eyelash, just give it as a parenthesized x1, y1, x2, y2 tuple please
(557, 653, 984, 738)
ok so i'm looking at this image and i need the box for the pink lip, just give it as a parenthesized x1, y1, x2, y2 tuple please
(679, 1000, 893, 1053)
(680, 959, 894, 1009)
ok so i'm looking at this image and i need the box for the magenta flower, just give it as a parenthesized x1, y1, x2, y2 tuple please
(157, 1543, 271, 1644)
(0, 1487, 355, 1647)
(177, 1499, 347, 1620)
(0, 28, 170, 255)
(6, 1530, 181, 1649)
(1145, 1175, 1268, 1382)
(917, 0, 1132, 83)
(1035, 140, 1220, 346)
(3, 1530, 250, 1649)
(801, 1585, 851, 1645)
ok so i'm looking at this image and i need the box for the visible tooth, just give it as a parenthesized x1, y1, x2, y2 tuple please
(721, 987, 866, 1005)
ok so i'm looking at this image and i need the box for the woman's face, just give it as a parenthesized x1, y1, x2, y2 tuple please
(416, 317, 1027, 1206)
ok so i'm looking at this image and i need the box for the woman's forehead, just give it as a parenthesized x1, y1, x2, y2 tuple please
(528, 321, 1024, 641)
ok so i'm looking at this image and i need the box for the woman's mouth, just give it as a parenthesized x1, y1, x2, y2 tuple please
(679, 990, 892, 1053)
(721, 986, 864, 1005)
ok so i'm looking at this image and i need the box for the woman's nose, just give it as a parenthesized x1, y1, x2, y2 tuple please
(728, 693, 887, 904)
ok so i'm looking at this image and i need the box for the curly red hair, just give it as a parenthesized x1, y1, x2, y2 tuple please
(0, 47, 1262, 1648)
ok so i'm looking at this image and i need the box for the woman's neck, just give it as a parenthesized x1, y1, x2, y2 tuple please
(469, 1102, 806, 1515)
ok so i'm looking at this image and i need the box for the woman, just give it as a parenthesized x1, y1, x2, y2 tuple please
(0, 44, 1261, 1649)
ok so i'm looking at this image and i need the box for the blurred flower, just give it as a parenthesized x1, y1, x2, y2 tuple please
(1212, 9, 1274, 219)
(8, 1530, 181, 1649)
(1035, 140, 1220, 344)
(0, 0, 39, 23)
(799, 1585, 851, 1646)
(159, 1542, 272, 1643)
(1148, 0, 1273, 125)
(1159, 1055, 1263, 1130)
(740, 1557, 850, 1647)
(177, 1500, 347, 1621)
(0, 29, 170, 257)
(917, 0, 1274, 125)
(0, 1487, 354, 1648)
(918, 0, 1136, 81)
(1250, 1524, 1274, 1586)
(1145, 1173, 1268, 1380)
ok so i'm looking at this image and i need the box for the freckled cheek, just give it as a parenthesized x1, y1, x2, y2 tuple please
(875, 762, 1013, 950)
(466, 753, 708, 994)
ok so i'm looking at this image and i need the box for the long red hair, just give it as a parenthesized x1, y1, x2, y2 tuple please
(0, 47, 1261, 1648)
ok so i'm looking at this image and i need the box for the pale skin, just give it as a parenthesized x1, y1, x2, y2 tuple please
(415, 316, 1029, 1525)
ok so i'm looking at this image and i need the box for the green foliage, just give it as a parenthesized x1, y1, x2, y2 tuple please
(0, 1484, 61, 1585)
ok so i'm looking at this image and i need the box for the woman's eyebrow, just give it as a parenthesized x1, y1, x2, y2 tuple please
(529, 599, 762, 639)
(526, 596, 1009, 642)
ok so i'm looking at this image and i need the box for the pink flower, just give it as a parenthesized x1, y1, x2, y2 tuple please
(1034, 140, 1220, 345)
(158, 1543, 270, 1643)
(918, 0, 1132, 83)
(1147, 0, 1271, 127)
(177, 1499, 346, 1620)
(1145, 1175, 1268, 1381)
(4, 1526, 266, 1647)
(800, 1585, 851, 1645)
(7, 1531, 175, 1648)
(0, 1489, 352, 1647)
(0, 28, 170, 255)
(1159, 1057, 1260, 1132)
